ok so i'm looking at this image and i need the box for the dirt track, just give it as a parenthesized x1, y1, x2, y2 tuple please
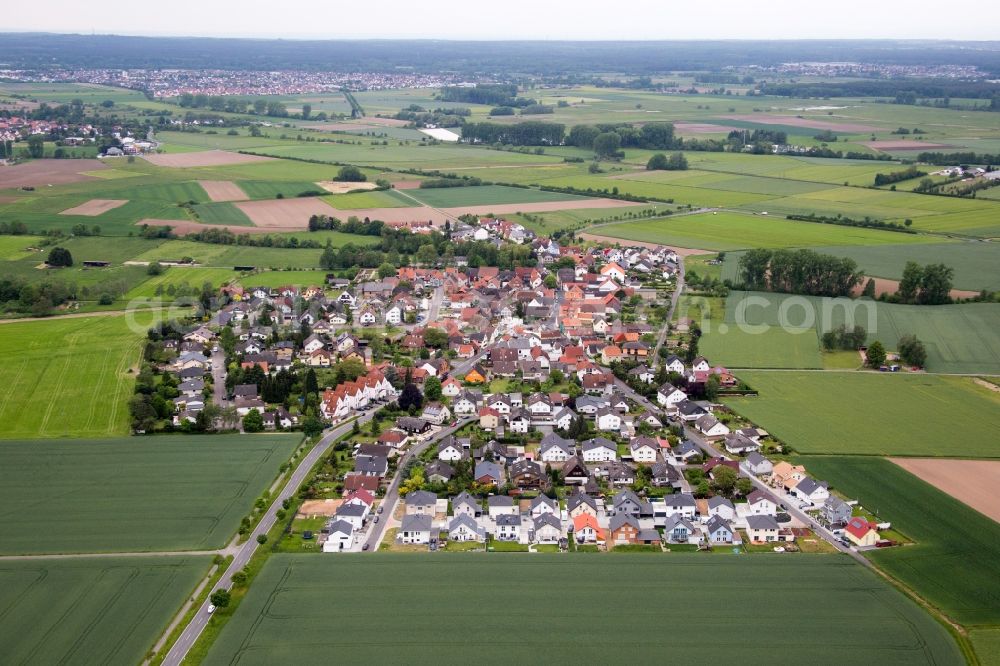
(0, 159, 107, 189)
(890, 457, 1000, 523)
(59, 199, 129, 216)
(142, 150, 273, 168)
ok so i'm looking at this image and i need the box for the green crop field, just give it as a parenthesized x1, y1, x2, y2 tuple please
(324, 189, 412, 209)
(722, 291, 1000, 374)
(0, 315, 147, 439)
(236, 180, 321, 199)
(203, 554, 960, 665)
(0, 556, 210, 666)
(403, 184, 589, 208)
(0, 434, 300, 554)
(726, 372, 1000, 457)
(125, 266, 240, 298)
(589, 212, 936, 251)
(795, 456, 1000, 627)
(700, 326, 823, 369)
(192, 202, 254, 226)
(808, 242, 1000, 292)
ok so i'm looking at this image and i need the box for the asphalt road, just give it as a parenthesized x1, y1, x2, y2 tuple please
(651, 257, 685, 364)
(612, 377, 870, 566)
(211, 347, 227, 408)
(362, 417, 475, 550)
(160, 411, 375, 666)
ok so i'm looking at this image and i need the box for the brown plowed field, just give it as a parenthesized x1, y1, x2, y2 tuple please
(142, 150, 273, 168)
(199, 181, 248, 202)
(890, 457, 1000, 523)
(59, 199, 129, 216)
(235, 197, 342, 228)
(0, 159, 107, 188)
(865, 140, 951, 151)
(675, 122, 741, 134)
(723, 114, 879, 133)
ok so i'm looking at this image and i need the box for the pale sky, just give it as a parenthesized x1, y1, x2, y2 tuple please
(5, 0, 1000, 40)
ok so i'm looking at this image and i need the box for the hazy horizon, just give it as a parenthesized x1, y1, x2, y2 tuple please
(3, 0, 1000, 42)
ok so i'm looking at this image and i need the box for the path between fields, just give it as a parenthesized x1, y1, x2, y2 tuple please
(392, 187, 461, 223)
(0, 548, 231, 561)
(0, 309, 129, 324)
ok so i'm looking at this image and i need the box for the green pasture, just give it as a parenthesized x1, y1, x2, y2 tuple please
(203, 554, 960, 666)
(796, 456, 1000, 627)
(726, 372, 1000, 457)
(589, 211, 935, 251)
(125, 267, 240, 298)
(0, 557, 210, 666)
(700, 326, 823, 369)
(722, 291, 1000, 374)
(0, 234, 46, 260)
(0, 434, 300, 554)
(0, 315, 147, 439)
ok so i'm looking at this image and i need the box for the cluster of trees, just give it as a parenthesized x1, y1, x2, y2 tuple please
(0, 277, 75, 316)
(335, 166, 367, 182)
(727, 129, 788, 150)
(786, 213, 915, 234)
(765, 79, 1000, 101)
(738, 248, 862, 297)
(821, 324, 868, 351)
(46, 247, 74, 267)
(646, 152, 688, 171)
(438, 84, 523, 107)
(897, 262, 954, 305)
(874, 166, 927, 186)
(0, 221, 30, 235)
(566, 122, 678, 151)
(307, 215, 383, 235)
(916, 151, 1000, 166)
(865, 341, 887, 369)
(394, 105, 468, 128)
(175, 94, 325, 120)
(461, 121, 565, 146)
(898, 334, 927, 367)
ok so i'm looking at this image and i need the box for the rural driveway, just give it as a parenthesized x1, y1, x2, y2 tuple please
(160, 410, 376, 666)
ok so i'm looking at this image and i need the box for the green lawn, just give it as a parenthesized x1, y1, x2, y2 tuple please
(726, 372, 1000, 457)
(589, 212, 936, 251)
(202, 554, 961, 665)
(0, 235, 46, 260)
(795, 456, 1000, 627)
(722, 291, 1000, 374)
(0, 556, 210, 666)
(0, 315, 146, 438)
(0, 434, 300, 554)
(700, 326, 823, 369)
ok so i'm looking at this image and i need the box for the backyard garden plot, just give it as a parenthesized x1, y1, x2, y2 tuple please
(0, 557, 209, 666)
(723, 291, 1000, 374)
(0, 434, 300, 554)
(590, 212, 935, 251)
(808, 242, 1000, 292)
(0, 315, 146, 439)
(726, 372, 1000, 458)
(795, 456, 1000, 628)
(203, 554, 960, 666)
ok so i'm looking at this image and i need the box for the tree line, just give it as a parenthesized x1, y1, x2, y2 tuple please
(874, 166, 927, 186)
(896, 262, 954, 305)
(737, 248, 862, 297)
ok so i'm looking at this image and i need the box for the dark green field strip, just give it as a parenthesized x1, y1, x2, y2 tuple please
(0, 435, 300, 554)
(0, 556, 209, 666)
(794, 456, 1000, 627)
(204, 554, 961, 665)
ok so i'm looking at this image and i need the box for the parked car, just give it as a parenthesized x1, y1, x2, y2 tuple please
(207, 604, 217, 614)
(362, 543, 370, 551)
(374, 516, 379, 523)
(378, 506, 384, 514)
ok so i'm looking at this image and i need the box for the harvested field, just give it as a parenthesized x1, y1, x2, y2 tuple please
(577, 232, 711, 255)
(865, 140, 951, 151)
(363, 116, 410, 127)
(850, 275, 979, 299)
(890, 458, 1000, 523)
(674, 121, 740, 133)
(142, 150, 273, 168)
(723, 114, 878, 133)
(392, 180, 422, 189)
(198, 180, 248, 202)
(315, 181, 378, 194)
(235, 197, 342, 228)
(59, 198, 129, 216)
(0, 159, 106, 189)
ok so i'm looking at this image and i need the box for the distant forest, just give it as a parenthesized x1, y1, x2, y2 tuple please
(2, 35, 1000, 75)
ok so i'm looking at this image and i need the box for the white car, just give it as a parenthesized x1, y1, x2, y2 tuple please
(207, 604, 217, 614)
